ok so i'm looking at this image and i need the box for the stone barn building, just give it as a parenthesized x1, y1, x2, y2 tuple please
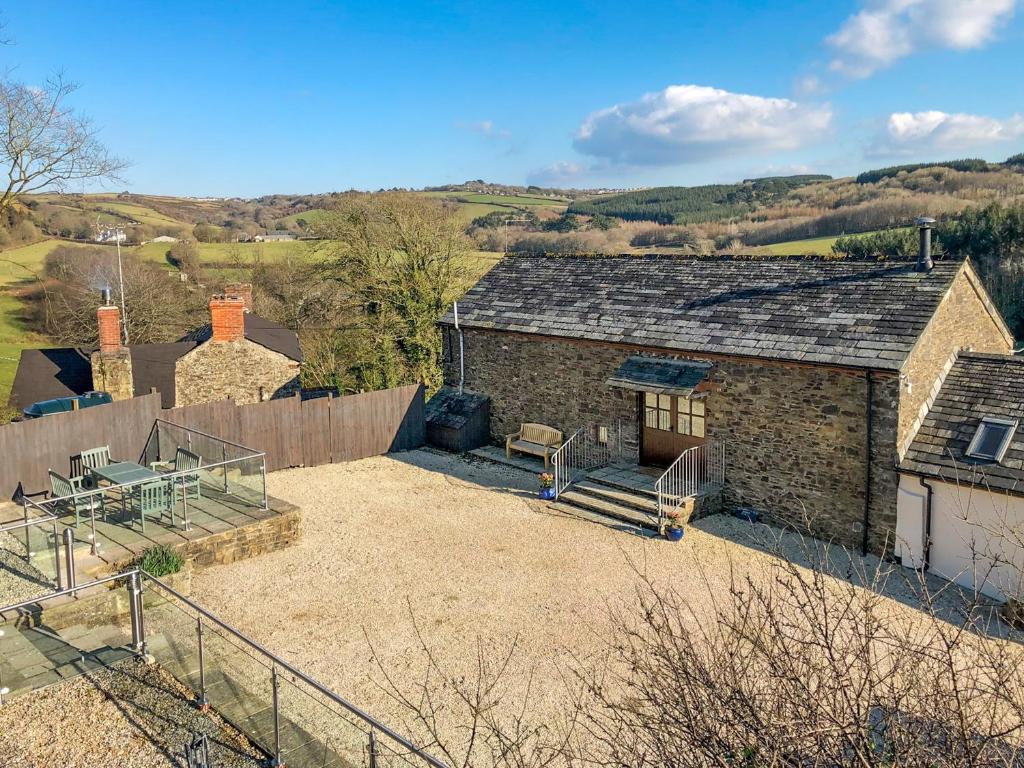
(439, 252, 1012, 555)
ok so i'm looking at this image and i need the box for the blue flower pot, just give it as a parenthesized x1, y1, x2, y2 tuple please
(539, 487, 556, 500)
(665, 527, 684, 542)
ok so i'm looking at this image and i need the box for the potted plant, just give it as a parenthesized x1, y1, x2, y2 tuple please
(538, 472, 556, 500)
(663, 508, 684, 541)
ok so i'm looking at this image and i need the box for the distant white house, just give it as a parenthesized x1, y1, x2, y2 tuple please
(95, 228, 127, 244)
(151, 235, 179, 243)
(254, 230, 297, 242)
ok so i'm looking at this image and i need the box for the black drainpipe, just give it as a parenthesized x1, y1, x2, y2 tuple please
(918, 475, 934, 570)
(861, 371, 873, 556)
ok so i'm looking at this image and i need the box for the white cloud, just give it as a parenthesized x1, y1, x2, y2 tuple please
(526, 160, 587, 186)
(871, 110, 1024, 155)
(828, 0, 1016, 78)
(572, 84, 832, 166)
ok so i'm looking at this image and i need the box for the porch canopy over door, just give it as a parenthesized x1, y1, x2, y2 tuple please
(606, 356, 711, 397)
(606, 357, 712, 466)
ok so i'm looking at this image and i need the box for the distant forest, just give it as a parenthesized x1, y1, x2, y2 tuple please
(567, 175, 831, 225)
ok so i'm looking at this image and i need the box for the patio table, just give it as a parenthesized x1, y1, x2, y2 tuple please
(88, 462, 165, 524)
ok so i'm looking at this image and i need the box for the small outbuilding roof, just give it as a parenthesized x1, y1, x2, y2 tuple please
(441, 254, 982, 371)
(900, 352, 1024, 494)
(181, 313, 303, 362)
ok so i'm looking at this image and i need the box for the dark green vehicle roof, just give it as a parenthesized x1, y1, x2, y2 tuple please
(23, 391, 112, 418)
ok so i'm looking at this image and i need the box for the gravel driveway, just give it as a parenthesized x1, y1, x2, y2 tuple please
(184, 453, 785, 732)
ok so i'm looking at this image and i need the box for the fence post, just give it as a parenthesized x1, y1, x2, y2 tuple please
(271, 664, 283, 766)
(63, 527, 77, 598)
(196, 615, 208, 710)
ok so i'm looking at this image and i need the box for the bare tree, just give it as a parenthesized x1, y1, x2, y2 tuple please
(368, 530, 1024, 768)
(0, 74, 127, 212)
(41, 246, 205, 344)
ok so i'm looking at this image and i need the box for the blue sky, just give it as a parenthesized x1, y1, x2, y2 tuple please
(4, 1, 1024, 195)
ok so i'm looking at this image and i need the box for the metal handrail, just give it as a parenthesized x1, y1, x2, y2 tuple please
(551, 426, 586, 498)
(153, 418, 264, 456)
(552, 424, 622, 499)
(143, 573, 448, 767)
(0, 570, 450, 767)
(44, 453, 266, 507)
(655, 439, 725, 527)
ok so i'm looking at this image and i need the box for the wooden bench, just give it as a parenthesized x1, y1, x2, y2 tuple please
(506, 423, 563, 468)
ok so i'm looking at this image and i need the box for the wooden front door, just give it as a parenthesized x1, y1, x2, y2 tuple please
(640, 392, 707, 467)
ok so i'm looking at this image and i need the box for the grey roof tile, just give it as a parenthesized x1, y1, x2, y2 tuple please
(900, 352, 1024, 493)
(443, 254, 963, 370)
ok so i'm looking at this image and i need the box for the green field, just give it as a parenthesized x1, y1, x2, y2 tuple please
(763, 235, 842, 255)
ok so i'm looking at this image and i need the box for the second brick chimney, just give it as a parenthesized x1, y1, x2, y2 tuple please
(224, 283, 253, 311)
(210, 295, 246, 342)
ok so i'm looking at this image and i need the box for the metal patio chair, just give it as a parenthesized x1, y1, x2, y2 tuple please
(129, 479, 173, 532)
(152, 447, 203, 507)
(48, 470, 101, 528)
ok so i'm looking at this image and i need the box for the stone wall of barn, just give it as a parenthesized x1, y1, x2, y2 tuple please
(443, 327, 901, 553)
(897, 264, 1013, 457)
(174, 339, 300, 407)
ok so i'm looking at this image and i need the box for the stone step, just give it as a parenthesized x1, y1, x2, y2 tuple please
(571, 479, 660, 515)
(554, 489, 659, 530)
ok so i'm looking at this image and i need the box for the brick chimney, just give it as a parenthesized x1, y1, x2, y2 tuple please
(210, 295, 246, 342)
(91, 291, 134, 401)
(97, 305, 122, 353)
(224, 283, 253, 311)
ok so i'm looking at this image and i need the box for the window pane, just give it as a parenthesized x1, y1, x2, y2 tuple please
(659, 394, 671, 410)
(677, 398, 689, 416)
(644, 407, 658, 429)
(677, 414, 691, 435)
(658, 410, 671, 431)
(645, 392, 656, 407)
(693, 416, 705, 438)
(692, 399, 705, 416)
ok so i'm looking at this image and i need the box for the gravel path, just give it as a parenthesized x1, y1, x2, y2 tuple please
(0, 530, 54, 607)
(184, 452, 793, 732)
(0, 659, 265, 768)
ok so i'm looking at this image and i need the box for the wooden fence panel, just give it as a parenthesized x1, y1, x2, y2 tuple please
(162, 400, 242, 445)
(238, 395, 302, 471)
(300, 396, 332, 467)
(0, 393, 162, 500)
(330, 383, 424, 462)
(0, 384, 425, 500)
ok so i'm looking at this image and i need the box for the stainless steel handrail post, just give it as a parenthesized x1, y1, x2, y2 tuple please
(369, 729, 379, 768)
(52, 521, 63, 591)
(197, 615, 208, 710)
(261, 457, 269, 511)
(222, 446, 229, 494)
(271, 664, 283, 766)
(63, 527, 77, 598)
(21, 497, 30, 561)
(89, 495, 99, 556)
(128, 572, 143, 651)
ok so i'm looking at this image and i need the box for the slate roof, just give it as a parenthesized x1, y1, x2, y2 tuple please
(8, 348, 94, 410)
(181, 313, 303, 362)
(128, 342, 198, 407)
(424, 385, 490, 429)
(901, 353, 1024, 494)
(441, 254, 971, 371)
(7, 313, 300, 411)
